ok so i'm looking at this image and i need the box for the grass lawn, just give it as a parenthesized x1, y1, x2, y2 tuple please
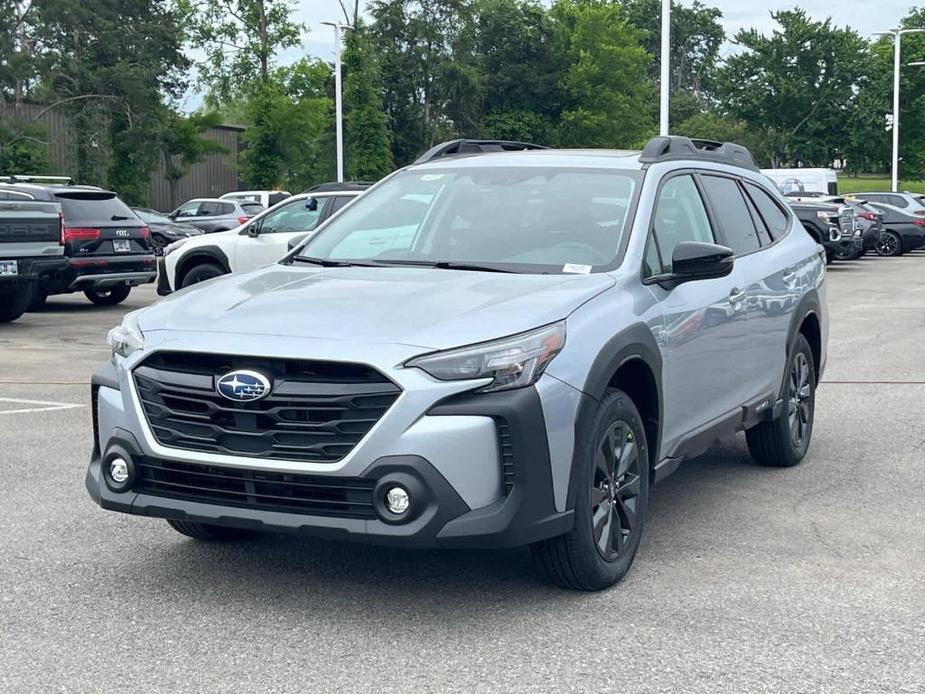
(840, 175, 925, 194)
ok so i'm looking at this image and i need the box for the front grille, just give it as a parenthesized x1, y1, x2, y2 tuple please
(837, 207, 857, 234)
(133, 351, 401, 463)
(496, 421, 515, 495)
(134, 458, 376, 518)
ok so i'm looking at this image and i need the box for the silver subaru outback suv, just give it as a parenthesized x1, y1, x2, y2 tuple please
(87, 136, 828, 590)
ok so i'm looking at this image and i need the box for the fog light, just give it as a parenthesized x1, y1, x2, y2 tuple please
(109, 457, 129, 484)
(385, 486, 410, 515)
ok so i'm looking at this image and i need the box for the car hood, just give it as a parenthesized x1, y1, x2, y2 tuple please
(150, 222, 201, 235)
(140, 264, 615, 349)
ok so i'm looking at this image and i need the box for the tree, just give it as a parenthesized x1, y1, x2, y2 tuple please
(716, 10, 868, 167)
(0, 117, 50, 174)
(184, 0, 304, 99)
(676, 111, 772, 167)
(160, 110, 227, 208)
(343, 22, 393, 180)
(551, 0, 653, 148)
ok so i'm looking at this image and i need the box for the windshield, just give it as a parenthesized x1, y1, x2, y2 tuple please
(297, 167, 641, 273)
(134, 209, 172, 224)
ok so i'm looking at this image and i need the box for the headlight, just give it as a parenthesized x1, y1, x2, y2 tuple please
(406, 322, 566, 393)
(816, 211, 834, 222)
(163, 238, 189, 256)
(106, 309, 145, 361)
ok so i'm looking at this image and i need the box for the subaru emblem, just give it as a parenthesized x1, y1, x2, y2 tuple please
(216, 370, 272, 402)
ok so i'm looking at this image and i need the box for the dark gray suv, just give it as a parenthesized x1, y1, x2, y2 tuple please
(88, 137, 828, 591)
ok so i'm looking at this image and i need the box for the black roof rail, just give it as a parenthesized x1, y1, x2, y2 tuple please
(302, 181, 375, 193)
(0, 174, 75, 185)
(414, 139, 549, 165)
(639, 136, 759, 172)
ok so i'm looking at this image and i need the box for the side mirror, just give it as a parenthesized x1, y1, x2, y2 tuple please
(247, 223, 261, 237)
(647, 241, 734, 289)
(287, 233, 310, 252)
(306, 197, 318, 212)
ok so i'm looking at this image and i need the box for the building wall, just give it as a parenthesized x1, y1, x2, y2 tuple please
(2, 103, 244, 211)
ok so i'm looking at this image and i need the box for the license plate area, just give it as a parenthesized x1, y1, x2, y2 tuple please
(0, 260, 18, 276)
(113, 239, 131, 253)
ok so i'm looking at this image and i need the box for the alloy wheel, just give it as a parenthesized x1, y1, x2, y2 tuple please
(876, 232, 899, 256)
(788, 352, 812, 446)
(591, 421, 641, 561)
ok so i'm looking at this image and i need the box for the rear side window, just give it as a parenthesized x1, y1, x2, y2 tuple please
(700, 175, 761, 255)
(54, 192, 134, 221)
(888, 194, 908, 208)
(219, 202, 235, 215)
(745, 182, 790, 241)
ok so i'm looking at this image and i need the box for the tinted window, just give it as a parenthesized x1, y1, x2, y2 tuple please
(217, 202, 234, 215)
(745, 182, 789, 240)
(328, 195, 354, 214)
(259, 198, 323, 233)
(742, 192, 772, 246)
(891, 195, 909, 208)
(650, 175, 714, 273)
(54, 192, 134, 222)
(302, 168, 641, 273)
(700, 175, 760, 254)
(174, 201, 199, 217)
(198, 201, 220, 216)
(240, 202, 264, 215)
(268, 192, 290, 206)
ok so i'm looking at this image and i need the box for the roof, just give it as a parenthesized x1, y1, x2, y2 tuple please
(303, 181, 374, 193)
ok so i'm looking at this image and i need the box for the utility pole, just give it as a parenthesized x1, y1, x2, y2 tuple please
(322, 22, 350, 182)
(659, 0, 671, 136)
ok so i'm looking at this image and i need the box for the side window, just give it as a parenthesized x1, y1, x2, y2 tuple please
(174, 201, 200, 217)
(643, 236, 663, 277)
(198, 201, 220, 216)
(0, 190, 35, 201)
(745, 182, 790, 242)
(889, 195, 908, 208)
(650, 175, 714, 273)
(259, 198, 324, 234)
(742, 192, 772, 246)
(328, 195, 353, 215)
(700, 175, 761, 255)
(218, 202, 234, 215)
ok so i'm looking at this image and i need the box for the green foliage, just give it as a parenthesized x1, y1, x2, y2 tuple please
(675, 111, 772, 167)
(160, 110, 227, 208)
(343, 23, 393, 180)
(0, 118, 51, 174)
(716, 10, 869, 167)
(183, 0, 304, 99)
(551, 0, 653, 148)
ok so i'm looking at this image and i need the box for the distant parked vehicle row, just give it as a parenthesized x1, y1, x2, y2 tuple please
(157, 182, 370, 293)
(168, 197, 265, 233)
(219, 190, 291, 208)
(131, 207, 203, 254)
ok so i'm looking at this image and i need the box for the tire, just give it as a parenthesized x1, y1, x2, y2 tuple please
(151, 233, 169, 256)
(180, 262, 225, 288)
(834, 246, 862, 261)
(83, 284, 131, 306)
(166, 519, 255, 542)
(746, 333, 815, 467)
(0, 285, 32, 323)
(875, 230, 902, 257)
(531, 388, 649, 591)
(27, 285, 48, 311)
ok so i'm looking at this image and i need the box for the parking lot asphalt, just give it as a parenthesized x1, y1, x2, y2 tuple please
(1, 259, 924, 694)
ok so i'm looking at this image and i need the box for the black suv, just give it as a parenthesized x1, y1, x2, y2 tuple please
(0, 179, 156, 307)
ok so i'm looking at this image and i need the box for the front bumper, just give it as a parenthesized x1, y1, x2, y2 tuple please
(86, 361, 574, 549)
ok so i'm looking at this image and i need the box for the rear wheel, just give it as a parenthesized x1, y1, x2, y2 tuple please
(0, 285, 32, 323)
(746, 334, 815, 467)
(531, 388, 649, 591)
(166, 519, 255, 541)
(180, 262, 225, 288)
(84, 284, 131, 306)
(151, 233, 169, 255)
(875, 230, 902, 257)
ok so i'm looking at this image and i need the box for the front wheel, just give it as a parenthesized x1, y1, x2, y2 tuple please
(84, 284, 131, 306)
(180, 262, 225, 288)
(875, 230, 902, 257)
(531, 388, 649, 591)
(834, 245, 863, 261)
(746, 333, 815, 467)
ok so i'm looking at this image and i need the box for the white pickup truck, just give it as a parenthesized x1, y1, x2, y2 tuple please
(0, 192, 66, 323)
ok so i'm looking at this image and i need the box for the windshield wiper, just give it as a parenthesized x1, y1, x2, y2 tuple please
(111, 214, 131, 220)
(374, 259, 518, 274)
(293, 256, 381, 268)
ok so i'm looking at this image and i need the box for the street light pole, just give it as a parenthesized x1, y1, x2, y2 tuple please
(875, 28, 925, 192)
(322, 21, 348, 182)
(659, 0, 671, 136)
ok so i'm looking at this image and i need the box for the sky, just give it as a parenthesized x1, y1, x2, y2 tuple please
(182, 0, 917, 109)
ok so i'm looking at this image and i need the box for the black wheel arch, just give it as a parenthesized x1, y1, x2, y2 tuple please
(175, 245, 231, 286)
(567, 323, 663, 510)
(784, 289, 823, 391)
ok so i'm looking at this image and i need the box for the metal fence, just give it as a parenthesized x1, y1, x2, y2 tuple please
(1, 102, 244, 211)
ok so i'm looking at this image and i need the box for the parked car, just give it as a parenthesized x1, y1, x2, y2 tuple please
(131, 207, 203, 254)
(168, 198, 264, 233)
(865, 202, 925, 256)
(89, 136, 828, 591)
(787, 200, 859, 263)
(0, 185, 66, 322)
(220, 190, 291, 209)
(0, 179, 155, 307)
(158, 185, 369, 293)
(762, 168, 839, 195)
(820, 196, 883, 259)
(850, 192, 925, 216)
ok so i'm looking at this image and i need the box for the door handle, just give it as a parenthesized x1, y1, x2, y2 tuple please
(728, 288, 746, 305)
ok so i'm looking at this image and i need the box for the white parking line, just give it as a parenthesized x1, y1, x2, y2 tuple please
(0, 397, 85, 415)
